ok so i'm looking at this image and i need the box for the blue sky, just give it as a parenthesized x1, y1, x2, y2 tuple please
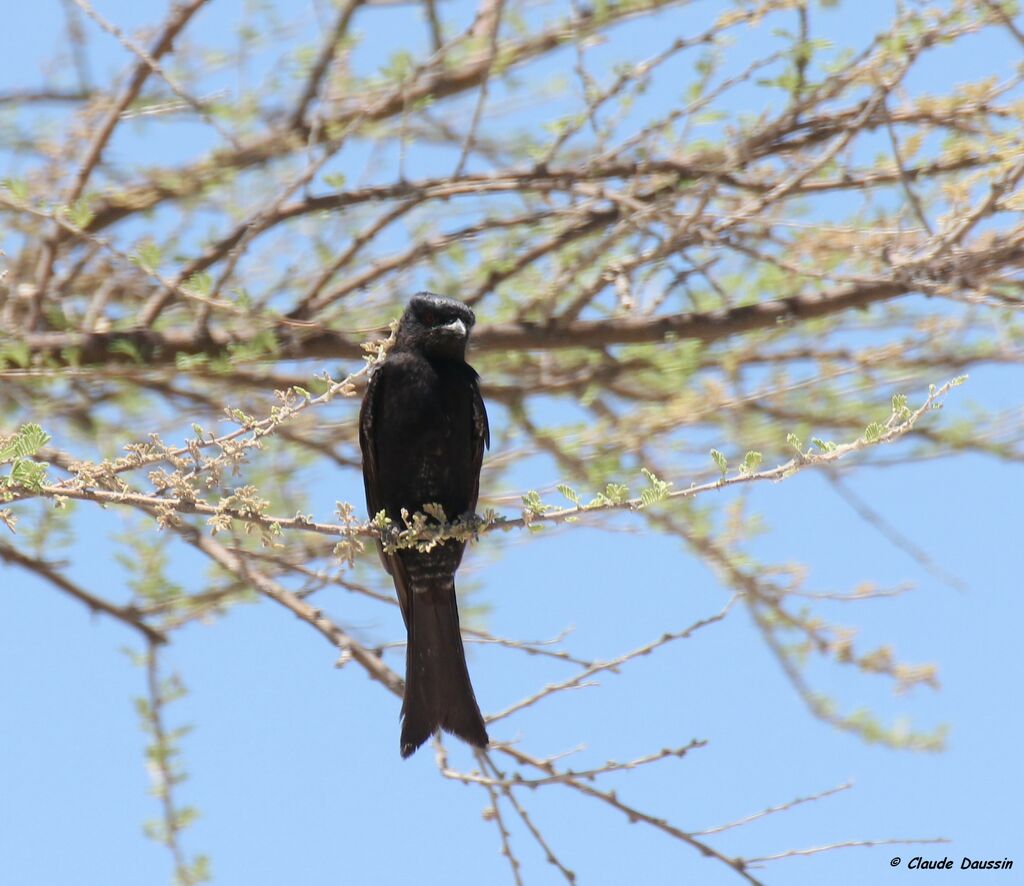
(2, 2, 1023, 884)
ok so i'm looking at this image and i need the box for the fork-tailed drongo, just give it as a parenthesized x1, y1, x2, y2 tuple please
(359, 292, 489, 758)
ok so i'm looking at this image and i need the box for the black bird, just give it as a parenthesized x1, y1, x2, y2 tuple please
(359, 292, 489, 758)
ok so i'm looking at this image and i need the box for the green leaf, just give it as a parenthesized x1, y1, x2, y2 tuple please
(132, 241, 162, 273)
(8, 459, 48, 491)
(227, 407, 253, 426)
(175, 353, 209, 371)
(521, 490, 553, 516)
(65, 197, 94, 229)
(109, 338, 144, 364)
(0, 424, 51, 461)
(183, 853, 212, 883)
(739, 451, 762, 475)
(639, 468, 672, 506)
(381, 49, 414, 82)
(556, 483, 581, 506)
(183, 272, 213, 297)
(891, 393, 911, 421)
(710, 449, 728, 476)
(1, 341, 31, 369)
(864, 422, 885, 443)
(2, 177, 29, 201)
(602, 482, 630, 505)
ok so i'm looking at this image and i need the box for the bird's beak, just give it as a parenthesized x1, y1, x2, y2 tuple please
(441, 318, 467, 338)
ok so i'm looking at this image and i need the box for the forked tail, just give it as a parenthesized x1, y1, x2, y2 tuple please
(400, 579, 488, 758)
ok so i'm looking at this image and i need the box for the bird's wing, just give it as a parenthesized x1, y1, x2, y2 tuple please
(360, 364, 415, 628)
(468, 368, 489, 513)
(358, 365, 384, 527)
(359, 365, 395, 581)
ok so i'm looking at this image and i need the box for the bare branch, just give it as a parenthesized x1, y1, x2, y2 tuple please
(0, 538, 166, 644)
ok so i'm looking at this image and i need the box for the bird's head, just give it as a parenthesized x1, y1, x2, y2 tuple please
(396, 292, 477, 360)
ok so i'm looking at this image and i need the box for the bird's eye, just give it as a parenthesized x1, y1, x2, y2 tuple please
(421, 310, 439, 326)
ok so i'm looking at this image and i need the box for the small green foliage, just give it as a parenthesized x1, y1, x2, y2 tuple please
(175, 353, 210, 371)
(0, 423, 51, 495)
(6, 459, 48, 491)
(380, 506, 480, 555)
(225, 330, 279, 363)
(132, 649, 207, 881)
(739, 451, 762, 475)
(109, 338, 145, 364)
(589, 482, 631, 507)
(183, 272, 213, 297)
(114, 529, 184, 604)
(0, 341, 31, 369)
(64, 197, 94, 229)
(0, 423, 51, 461)
(839, 705, 947, 752)
(786, 433, 803, 453)
(812, 437, 837, 453)
(710, 448, 728, 476)
(605, 482, 631, 504)
(207, 486, 270, 535)
(2, 177, 29, 201)
(179, 854, 212, 885)
(230, 288, 252, 310)
(891, 393, 911, 422)
(863, 421, 885, 443)
(422, 502, 448, 522)
(556, 483, 581, 507)
(226, 407, 254, 427)
(132, 241, 162, 273)
(639, 468, 672, 506)
(380, 49, 414, 82)
(521, 490, 554, 517)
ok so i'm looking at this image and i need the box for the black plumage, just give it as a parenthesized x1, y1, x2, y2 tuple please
(359, 292, 489, 758)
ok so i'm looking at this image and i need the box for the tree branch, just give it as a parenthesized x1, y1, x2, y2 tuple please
(0, 539, 166, 644)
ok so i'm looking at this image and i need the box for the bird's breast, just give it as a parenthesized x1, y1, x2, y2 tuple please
(375, 357, 475, 518)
